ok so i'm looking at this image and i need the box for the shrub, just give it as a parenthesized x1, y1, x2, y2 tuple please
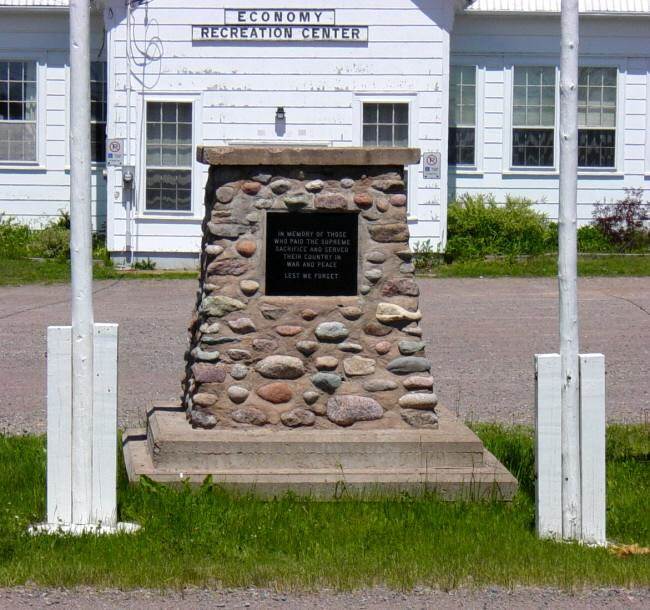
(412, 239, 443, 272)
(29, 225, 71, 260)
(0, 214, 32, 259)
(577, 224, 615, 253)
(592, 188, 650, 252)
(445, 194, 552, 261)
(133, 258, 156, 270)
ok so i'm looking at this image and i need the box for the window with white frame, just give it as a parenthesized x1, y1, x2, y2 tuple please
(362, 103, 409, 147)
(90, 61, 107, 163)
(512, 66, 555, 167)
(0, 61, 37, 162)
(145, 101, 192, 212)
(449, 66, 476, 166)
(578, 67, 616, 168)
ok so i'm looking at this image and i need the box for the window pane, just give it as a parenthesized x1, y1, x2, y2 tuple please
(512, 128, 554, 167)
(178, 123, 192, 143)
(162, 104, 176, 122)
(23, 61, 36, 81)
(9, 62, 23, 81)
(146, 121, 160, 143)
(393, 103, 408, 124)
(578, 129, 615, 168)
(394, 124, 408, 146)
(541, 106, 555, 126)
(513, 85, 526, 105)
(148, 102, 162, 122)
(363, 103, 377, 124)
(377, 104, 393, 123)
(377, 125, 392, 146)
(177, 145, 192, 165)
(461, 104, 475, 125)
(177, 103, 192, 123)
(448, 126, 475, 166)
(362, 124, 376, 146)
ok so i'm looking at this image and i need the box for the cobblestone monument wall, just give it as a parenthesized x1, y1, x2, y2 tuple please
(183, 147, 437, 431)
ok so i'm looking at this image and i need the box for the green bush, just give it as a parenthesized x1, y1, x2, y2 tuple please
(29, 225, 70, 260)
(445, 194, 552, 261)
(0, 215, 32, 259)
(577, 224, 615, 253)
(412, 239, 443, 272)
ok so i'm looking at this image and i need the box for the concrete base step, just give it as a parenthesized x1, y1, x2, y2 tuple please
(123, 405, 518, 500)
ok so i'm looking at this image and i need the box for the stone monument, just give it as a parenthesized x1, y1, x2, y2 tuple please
(124, 147, 516, 498)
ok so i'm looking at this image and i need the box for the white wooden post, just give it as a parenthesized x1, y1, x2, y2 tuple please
(46, 326, 73, 525)
(535, 354, 562, 539)
(558, 0, 581, 540)
(92, 324, 118, 526)
(579, 354, 606, 546)
(69, 0, 94, 526)
(33, 324, 138, 535)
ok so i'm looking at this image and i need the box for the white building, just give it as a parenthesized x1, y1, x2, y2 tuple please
(1, 0, 649, 267)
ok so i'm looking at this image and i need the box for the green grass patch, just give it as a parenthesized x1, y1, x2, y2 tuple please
(420, 254, 650, 278)
(0, 425, 647, 590)
(0, 258, 198, 286)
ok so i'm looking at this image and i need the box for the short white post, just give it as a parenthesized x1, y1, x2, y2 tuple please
(535, 354, 562, 539)
(535, 352, 606, 545)
(579, 354, 606, 546)
(32, 324, 138, 535)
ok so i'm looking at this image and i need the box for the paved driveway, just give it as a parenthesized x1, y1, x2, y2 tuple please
(0, 277, 648, 434)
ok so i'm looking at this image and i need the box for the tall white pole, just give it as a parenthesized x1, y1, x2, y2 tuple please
(559, 0, 581, 540)
(69, 0, 94, 524)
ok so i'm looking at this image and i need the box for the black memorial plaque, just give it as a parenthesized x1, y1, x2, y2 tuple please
(265, 213, 358, 296)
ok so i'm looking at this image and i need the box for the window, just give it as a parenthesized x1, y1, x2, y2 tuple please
(90, 61, 107, 163)
(512, 66, 555, 167)
(145, 101, 192, 212)
(362, 103, 409, 147)
(449, 66, 476, 165)
(0, 61, 37, 162)
(578, 67, 616, 168)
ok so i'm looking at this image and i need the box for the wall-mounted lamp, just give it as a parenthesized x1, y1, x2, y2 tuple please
(275, 107, 286, 121)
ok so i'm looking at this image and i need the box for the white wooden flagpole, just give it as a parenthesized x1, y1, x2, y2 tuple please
(69, 0, 94, 525)
(558, 0, 581, 540)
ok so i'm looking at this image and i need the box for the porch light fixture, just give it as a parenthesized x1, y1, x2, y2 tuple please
(275, 107, 286, 121)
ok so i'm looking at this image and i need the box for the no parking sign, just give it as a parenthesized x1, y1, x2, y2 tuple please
(106, 139, 124, 167)
(423, 151, 441, 179)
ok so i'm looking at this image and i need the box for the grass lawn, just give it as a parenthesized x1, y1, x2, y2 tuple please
(0, 258, 197, 286)
(2, 254, 649, 286)
(424, 254, 650, 278)
(0, 424, 647, 590)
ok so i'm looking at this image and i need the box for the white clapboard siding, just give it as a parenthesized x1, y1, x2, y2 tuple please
(0, 12, 106, 229)
(105, 0, 455, 256)
(46, 326, 73, 525)
(451, 13, 650, 222)
(579, 354, 606, 546)
(535, 353, 562, 539)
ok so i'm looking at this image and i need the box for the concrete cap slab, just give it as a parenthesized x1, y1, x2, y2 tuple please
(197, 146, 421, 166)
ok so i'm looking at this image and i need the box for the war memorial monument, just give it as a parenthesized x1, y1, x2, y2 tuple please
(123, 146, 516, 498)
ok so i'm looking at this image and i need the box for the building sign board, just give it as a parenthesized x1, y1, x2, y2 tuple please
(106, 139, 124, 167)
(194, 8, 368, 43)
(423, 151, 441, 179)
(224, 9, 335, 25)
